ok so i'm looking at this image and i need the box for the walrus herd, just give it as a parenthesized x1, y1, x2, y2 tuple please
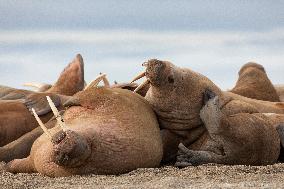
(0, 54, 284, 177)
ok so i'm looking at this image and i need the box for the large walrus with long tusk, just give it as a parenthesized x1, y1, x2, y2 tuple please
(230, 62, 280, 102)
(0, 54, 85, 147)
(2, 75, 163, 177)
(131, 59, 284, 164)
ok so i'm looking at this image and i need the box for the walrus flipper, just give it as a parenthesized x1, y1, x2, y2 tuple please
(4, 157, 35, 173)
(24, 93, 61, 116)
(175, 143, 224, 167)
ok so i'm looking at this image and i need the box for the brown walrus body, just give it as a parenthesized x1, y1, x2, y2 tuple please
(4, 87, 163, 177)
(132, 59, 284, 164)
(0, 54, 85, 147)
(175, 91, 283, 166)
(230, 62, 280, 102)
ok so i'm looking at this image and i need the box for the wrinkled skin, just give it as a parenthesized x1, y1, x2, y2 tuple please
(0, 54, 85, 148)
(230, 62, 280, 102)
(141, 59, 284, 164)
(3, 87, 163, 177)
(175, 90, 284, 166)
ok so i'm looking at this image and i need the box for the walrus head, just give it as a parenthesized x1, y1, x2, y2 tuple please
(131, 59, 179, 93)
(31, 74, 111, 168)
(51, 130, 91, 167)
(131, 59, 222, 131)
(238, 62, 265, 76)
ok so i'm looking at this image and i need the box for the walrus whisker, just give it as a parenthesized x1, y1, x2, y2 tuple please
(31, 108, 52, 139)
(130, 71, 146, 83)
(84, 73, 107, 90)
(46, 96, 68, 132)
(133, 79, 150, 93)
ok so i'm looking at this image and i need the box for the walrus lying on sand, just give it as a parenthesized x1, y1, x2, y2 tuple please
(0, 74, 150, 163)
(131, 59, 284, 164)
(230, 62, 280, 102)
(175, 90, 284, 166)
(2, 76, 162, 177)
(0, 54, 85, 146)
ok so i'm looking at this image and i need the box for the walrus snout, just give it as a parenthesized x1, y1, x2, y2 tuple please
(52, 130, 91, 167)
(143, 59, 176, 87)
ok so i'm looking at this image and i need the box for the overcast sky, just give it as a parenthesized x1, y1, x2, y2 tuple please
(0, 1, 284, 89)
(1, 0, 284, 31)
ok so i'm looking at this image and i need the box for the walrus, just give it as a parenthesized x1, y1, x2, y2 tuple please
(175, 90, 284, 166)
(0, 74, 147, 163)
(230, 62, 280, 102)
(2, 77, 163, 177)
(131, 59, 284, 164)
(0, 54, 85, 146)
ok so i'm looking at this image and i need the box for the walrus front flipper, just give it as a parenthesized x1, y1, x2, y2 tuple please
(24, 93, 61, 116)
(4, 157, 35, 173)
(175, 143, 224, 167)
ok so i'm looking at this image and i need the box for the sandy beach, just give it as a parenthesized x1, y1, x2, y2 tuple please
(1, 164, 284, 189)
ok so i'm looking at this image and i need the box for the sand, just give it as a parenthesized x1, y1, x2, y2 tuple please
(1, 164, 284, 189)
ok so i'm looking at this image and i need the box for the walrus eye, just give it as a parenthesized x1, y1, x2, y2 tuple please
(168, 76, 174, 83)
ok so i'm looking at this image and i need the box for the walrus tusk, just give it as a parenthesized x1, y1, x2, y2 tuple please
(101, 73, 110, 87)
(133, 79, 150, 93)
(131, 71, 146, 83)
(31, 108, 52, 139)
(84, 73, 108, 90)
(46, 96, 68, 132)
(23, 82, 48, 89)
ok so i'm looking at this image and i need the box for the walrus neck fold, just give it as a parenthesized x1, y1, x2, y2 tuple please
(51, 130, 91, 168)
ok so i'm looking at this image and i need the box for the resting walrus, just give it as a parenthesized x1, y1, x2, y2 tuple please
(0, 54, 85, 146)
(230, 62, 280, 102)
(2, 77, 163, 177)
(131, 59, 284, 164)
(175, 90, 284, 166)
